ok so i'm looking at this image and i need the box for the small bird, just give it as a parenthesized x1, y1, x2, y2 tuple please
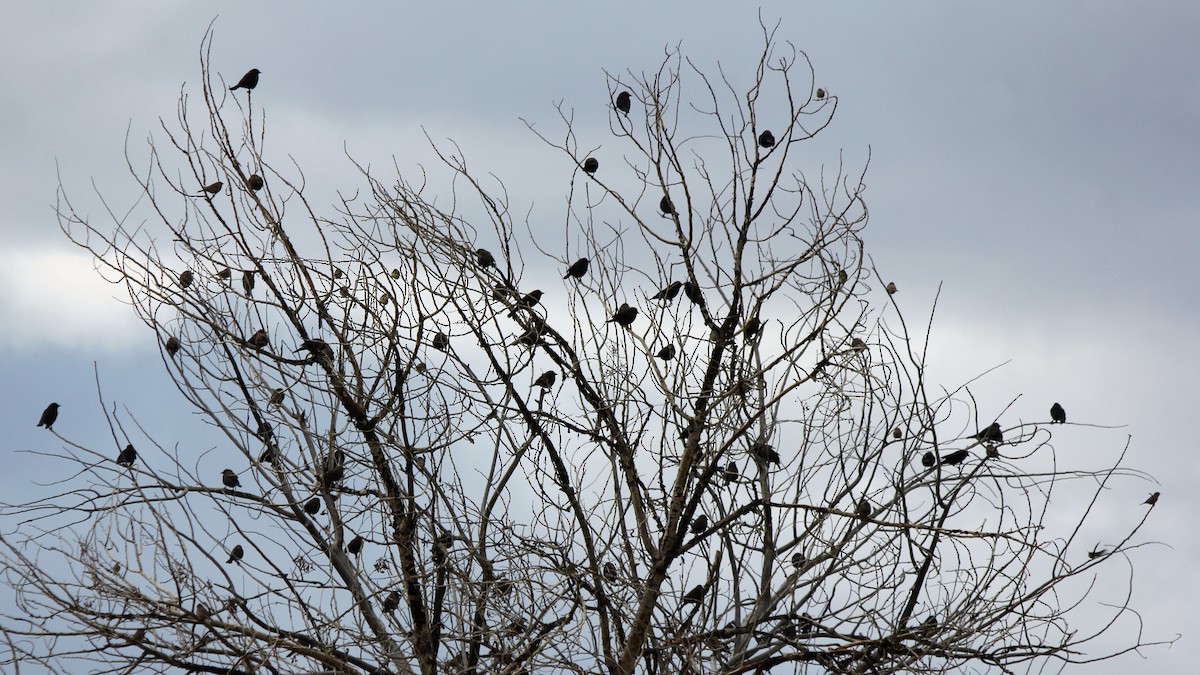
(850, 337, 867, 351)
(248, 329, 269, 350)
(856, 499, 872, 519)
(298, 338, 335, 366)
(268, 389, 285, 406)
(37, 403, 60, 430)
(513, 289, 544, 313)
(246, 174, 264, 192)
(221, 469, 241, 488)
(603, 561, 618, 582)
(972, 422, 1003, 444)
(758, 130, 775, 148)
(258, 444, 279, 464)
(201, 181, 223, 196)
(431, 332, 450, 352)
(255, 422, 272, 442)
(582, 158, 599, 175)
(117, 444, 137, 467)
(533, 371, 557, 390)
(217, 267, 232, 280)
(1088, 548, 1108, 560)
(749, 440, 780, 465)
(305, 497, 321, 515)
(1050, 403, 1066, 424)
(743, 316, 762, 340)
(230, 68, 261, 91)
(226, 544, 244, 564)
(382, 590, 400, 613)
(347, 535, 364, 556)
(609, 303, 638, 327)
(689, 515, 708, 535)
(564, 257, 590, 279)
(683, 281, 705, 307)
(660, 195, 677, 215)
(681, 584, 706, 604)
(242, 270, 256, 296)
(165, 336, 181, 357)
(886, 282, 897, 295)
(655, 344, 676, 361)
(179, 270, 194, 288)
(816, 88, 826, 99)
(1144, 492, 1160, 506)
(791, 552, 806, 567)
(920, 452, 935, 468)
(515, 328, 544, 348)
(940, 449, 969, 466)
(652, 281, 683, 302)
(476, 248, 495, 268)
(892, 427, 902, 440)
(615, 90, 631, 114)
(721, 462, 739, 484)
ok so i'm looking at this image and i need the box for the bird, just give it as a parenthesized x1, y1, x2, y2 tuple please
(117, 444, 137, 467)
(221, 469, 241, 488)
(972, 422, 1003, 444)
(514, 328, 545, 348)
(431, 332, 450, 352)
(758, 130, 775, 148)
(1144, 492, 1160, 506)
(476, 248, 495, 268)
(749, 440, 780, 465)
(248, 329, 269, 350)
(660, 195, 677, 215)
(582, 158, 599, 175)
(533, 371, 557, 390)
(347, 535, 364, 556)
(886, 282, 898, 295)
(164, 336, 181, 357)
(791, 552, 806, 567)
(892, 427, 902, 440)
(603, 562, 618, 582)
(511, 290, 543, 315)
(258, 444, 279, 464)
(721, 462, 739, 484)
(1050, 403, 1066, 424)
(179, 270, 194, 288)
(564, 257, 590, 279)
(1088, 548, 1107, 560)
(230, 68, 261, 91)
(201, 181, 223, 196)
(217, 267, 232, 280)
(305, 497, 321, 515)
(268, 388, 285, 406)
(689, 515, 708, 535)
(920, 452, 935, 468)
(743, 316, 762, 340)
(609, 303, 638, 327)
(856, 499, 872, 519)
(382, 590, 400, 613)
(816, 88, 826, 99)
(298, 338, 335, 366)
(242, 270, 256, 295)
(246, 174, 264, 192)
(655, 344, 676, 361)
(652, 281, 683, 302)
(37, 403, 60, 430)
(226, 544, 244, 564)
(683, 281, 705, 307)
(681, 584, 706, 604)
(615, 90, 631, 114)
(850, 337, 867, 351)
(940, 449, 969, 466)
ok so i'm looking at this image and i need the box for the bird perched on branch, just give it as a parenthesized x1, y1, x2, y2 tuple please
(683, 281, 705, 307)
(1050, 402, 1066, 424)
(652, 280, 683, 303)
(689, 515, 708, 535)
(475, 248, 495, 269)
(304, 497, 321, 515)
(242, 270, 256, 296)
(221, 469, 241, 488)
(431, 332, 450, 352)
(201, 181, 223, 196)
(230, 69, 260, 91)
(655, 344, 676, 361)
(564, 257, 589, 279)
(246, 174, 264, 192)
(660, 195, 677, 216)
(743, 316, 762, 341)
(920, 452, 935, 468)
(749, 440, 780, 465)
(533, 371, 557, 390)
(609, 303, 638, 327)
(1144, 492, 1160, 506)
(972, 422, 1003, 444)
(856, 499, 872, 520)
(348, 535, 364, 556)
(758, 130, 775, 148)
(582, 158, 599, 175)
(226, 544, 244, 564)
(940, 449, 969, 466)
(681, 584, 706, 604)
(615, 90, 631, 114)
(179, 270, 194, 289)
(510, 290, 543, 317)
(117, 444, 137, 468)
(248, 329, 269, 350)
(164, 336, 181, 357)
(382, 591, 400, 613)
(37, 403, 59, 430)
(886, 281, 898, 295)
(722, 462, 739, 484)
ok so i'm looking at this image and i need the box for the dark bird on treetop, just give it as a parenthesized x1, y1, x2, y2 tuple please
(242, 270, 255, 295)
(164, 336, 181, 357)
(920, 452, 935, 468)
(201, 181, 223, 196)
(609, 303, 638, 327)
(652, 280, 683, 302)
(940, 449, 969, 466)
(564, 257, 590, 279)
(221, 469, 241, 489)
(117, 444, 137, 468)
(683, 281, 706, 307)
(230, 68, 261, 91)
(749, 440, 780, 465)
(743, 316, 762, 340)
(1050, 402, 1066, 424)
(681, 584, 706, 604)
(37, 403, 59, 430)
(347, 535, 364, 555)
(816, 88, 826, 99)
(615, 90, 631, 114)
(510, 290, 543, 316)
(431, 332, 450, 352)
(305, 497, 321, 515)
(179, 270, 194, 289)
(298, 338, 335, 367)
(582, 157, 599, 175)
(268, 388, 285, 406)
(476, 248, 495, 268)
(382, 591, 400, 613)
(722, 462, 739, 484)
(246, 174, 264, 192)
(892, 427, 902, 440)
(655, 344, 676, 361)
(533, 371, 557, 390)
(515, 327, 545, 348)
(886, 281, 898, 295)
(248, 329, 269, 350)
(492, 283, 516, 301)
(1088, 548, 1107, 560)
(856, 498, 872, 519)
(660, 195, 677, 215)
(690, 515, 708, 535)
(1144, 491, 1160, 506)
(758, 130, 775, 148)
(217, 266, 232, 280)
(972, 422, 1003, 444)
(226, 544, 244, 564)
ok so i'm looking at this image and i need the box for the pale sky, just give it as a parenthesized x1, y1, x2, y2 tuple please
(1, 2, 1195, 671)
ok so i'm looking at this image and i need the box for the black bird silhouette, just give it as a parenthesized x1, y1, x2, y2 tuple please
(1144, 491, 1160, 506)
(510, 290, 544, 316)
(689, 515, 708, 535)
(431, 332, 450, 352)
(816, 88, 826, 99)
(248, 329, 269, 350)
(856, 499, 872, 519)
(514, 328, 545, 348)
(1050, 402, 1066, 424)
(564, 257, 589, 279)
(681, 584, 706, 604)
(492, 283, 516, 301)
(117, 444, 137, 467)
(722, 462, 739, 484)
(179, 270, 194, 288)
(242, 270, 256, 295)
(749, 440, 780, 465)
(655, 344, 676, 361)
(652, 281, 683, 302)
(743, 316, 762, 340)
(683, 281, 706, 307)
(226, 544, 244, 564)
(660, 195, 677, 215)
(791, 552, 806, 567)
(758, 130, 775, 148)
(972, 422, 1003, 444)
(920, 452, 935, 468)
(615, 90, 631, 114)
(304, 497, 321, 515)
(298, 338, 335, 367)
(201, 181, 223, 196)
(382, 591, 400, 613)
(230, 69, 260, 91)
(533, 371, 557, 389)
(603, 562, 618, 582)
(940, 449, 969, 466)
(268, 389, 285, 406)
(246, 174, 264, 191)
(221, 469, 241, 488)
(892, 427, 902, 440)
(609, 303, 638, 327)
(319, 450, 345, 488)
(258, 443, 279, 464)
(217, 266, 232, 280)
(1088, 548, 1107, 560)
(582, 158, 599, 175)
(37, 403, 59, 430)
(164, 336, 181, 357)
(476, 248, 495, 268)
(347, 535, 364, 555)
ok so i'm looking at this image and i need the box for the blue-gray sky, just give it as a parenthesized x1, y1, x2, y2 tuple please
(1, 2, 1195, 671)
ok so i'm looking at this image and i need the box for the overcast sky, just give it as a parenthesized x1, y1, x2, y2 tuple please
(1, 2, 1196, 671)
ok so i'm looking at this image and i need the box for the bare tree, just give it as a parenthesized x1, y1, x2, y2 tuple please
(2, 24, 1168, 675)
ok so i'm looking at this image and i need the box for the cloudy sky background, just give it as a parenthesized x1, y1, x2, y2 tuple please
(1, 2, 1196, 671)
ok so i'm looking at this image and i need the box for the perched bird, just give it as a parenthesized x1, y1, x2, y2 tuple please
(743, 316, 762, 340)
(382, 590, 400, 613)
(940, 449, 969, 466)
(179, 270, 194, 289)
(431, 332, 450, 352)
(117, 444, 137, 467)
(347, 535, 364, 556)
(920, 452, 936, 468)
(256, 422, 273, 444)
(582, 158, 599, 175)
(1144, 491, 1160, 506)
(758, 130, 775, 148)
(476, 248, 495, 269)
(892, 427, 902, 440)
(603, 561, 618, 582)
(972, 422, 1003, 444)
(652, 280, 683, 302)
(248, 329, 269, 350)
(319, 450, 346, 487)
(514, 327, 545, 348)
(850, 337, 867, 351)
(268, 388, 285, 406)
(37, 403, 60, 430)
(886, 282, 898, 295)
(655, 344, 676, 361)
(816, 88, 826, 99)
(229, 68, 261, 91)
(689, 515, 708, 535)
(721, 461, 739, 484)
(609, 303, 638, 327)
(1088, 548, 1107, 560)
(564, 257, 590, 280)
(258, 444, 279, 464)
(246, 174, 265, 192)
(298, 338, 335, 366)
(226, 544, 244, 564)
(749, 440, 781, 465)
(304, 497, 321, 515)
(615, 90, 631, 114)
(856, 499, 872, 520)
(1050, 402, 1066, 424)
(791, 552, 806, 567)
(221, 469, 241, 488)
(512, 290, 544, 315)
(201, 181, 223, 196)
(242, 270, 256, 296)
(492, 283, 515, 301)
(164, 336, 182, 357)
(681, 584, 706, 604)
(533, 371, 557, 390)
(659, 195, 677, 216)
(683, 281, 705, 307)
(217, 266, 232, 280)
